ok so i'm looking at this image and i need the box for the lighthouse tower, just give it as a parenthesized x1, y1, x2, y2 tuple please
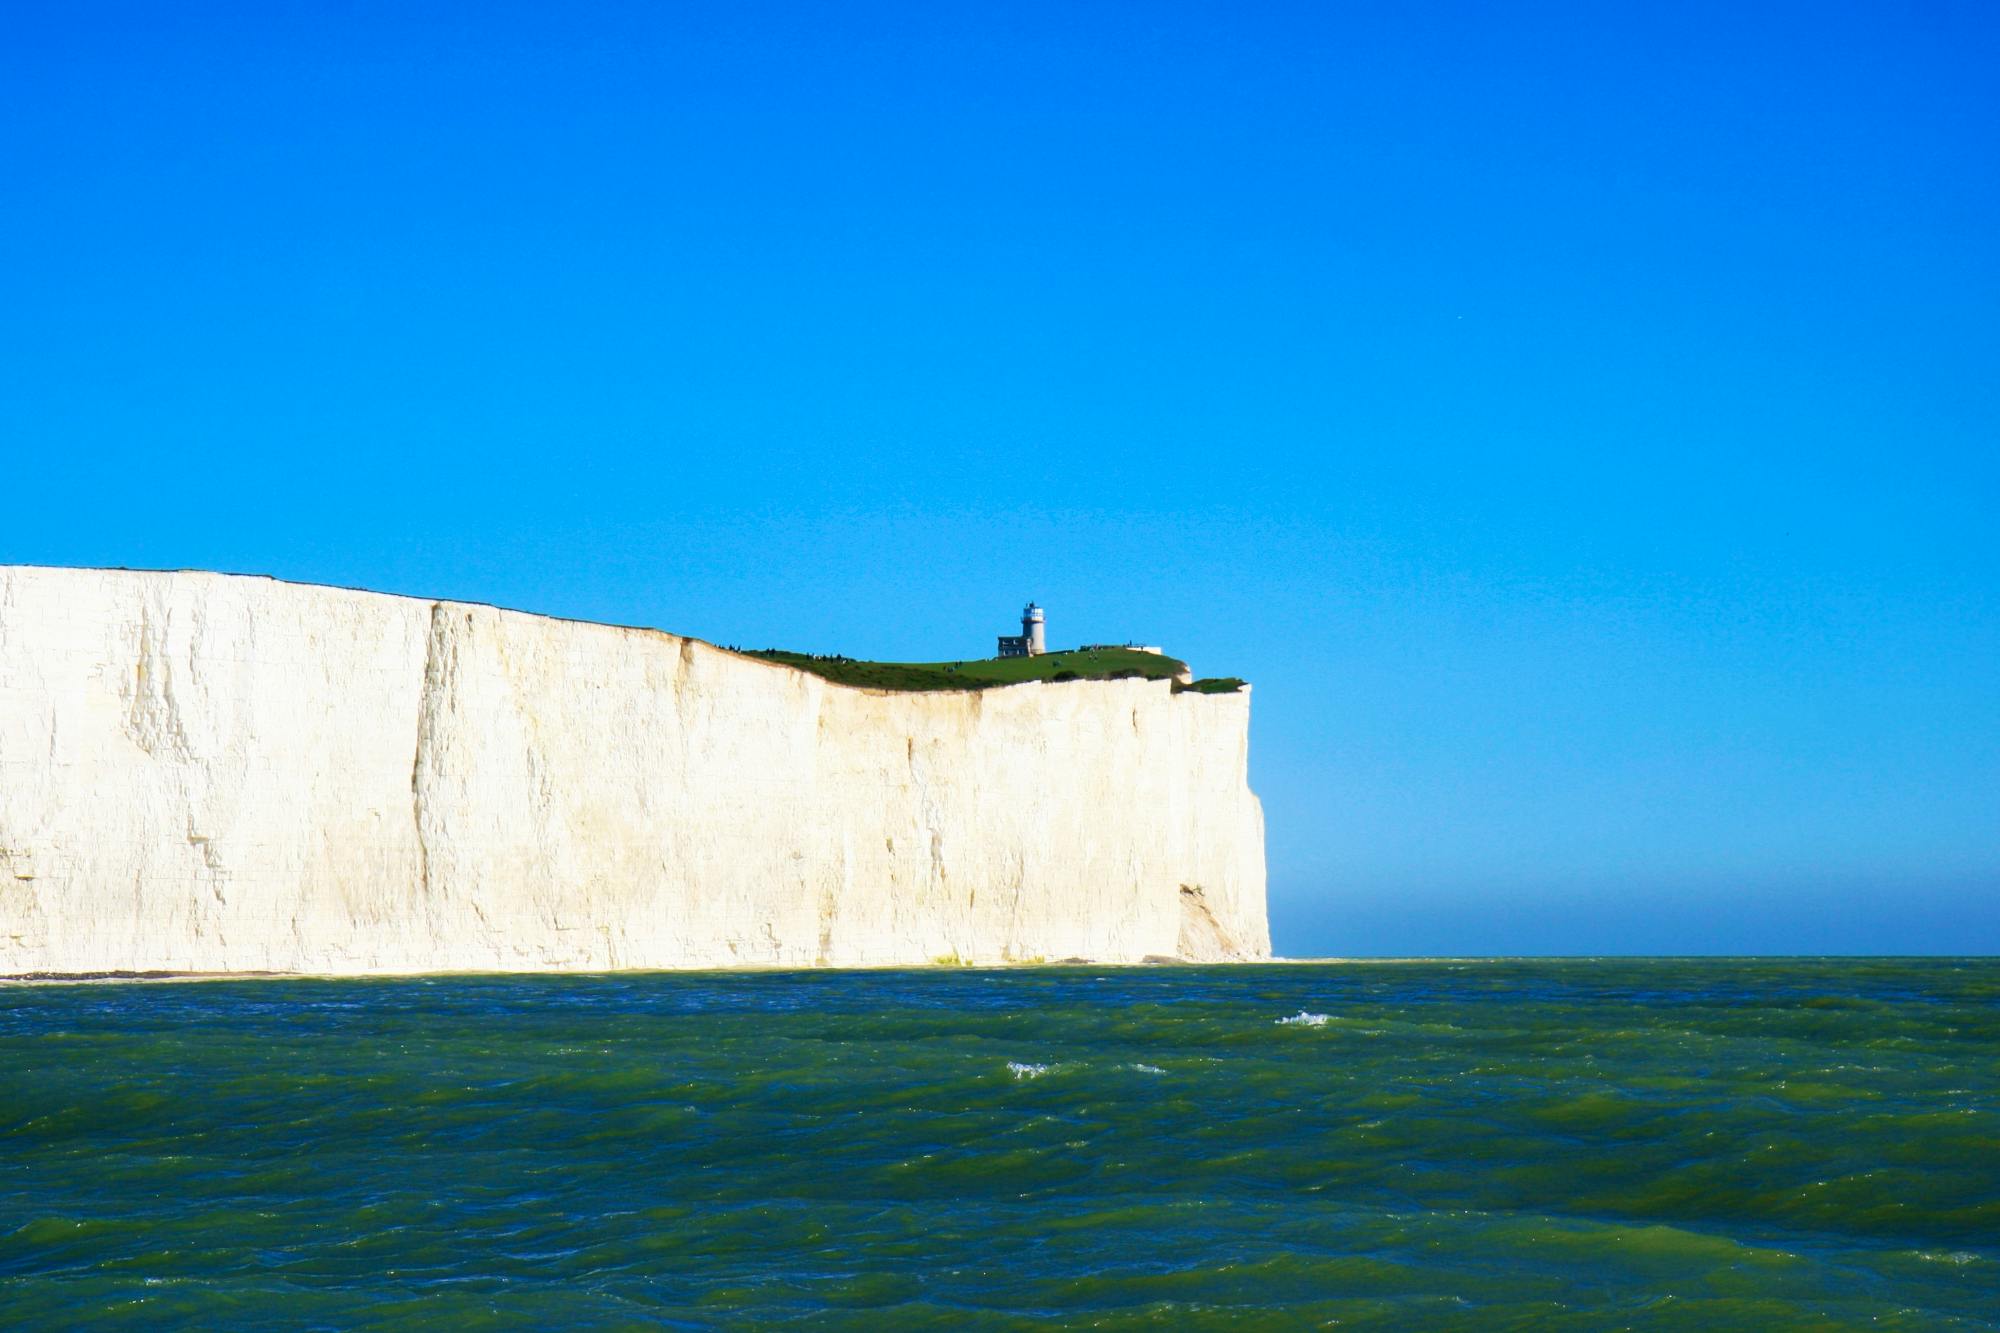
(996, 602, 1048, 658)
(1022, 602, 1046, 655)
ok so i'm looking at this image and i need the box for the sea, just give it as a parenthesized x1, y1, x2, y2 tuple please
(1, 960, 1995, 1329)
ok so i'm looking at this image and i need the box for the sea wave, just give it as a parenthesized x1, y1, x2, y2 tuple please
(0, 960, 1994, 1325)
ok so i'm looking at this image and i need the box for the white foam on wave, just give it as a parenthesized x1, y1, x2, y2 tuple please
(1007, 1061, 1051, 1079)
(1277, 1011, 1329, 1027)
(1128, 1063, 1165, 1075)
(1916, 1250, 1983, 1266)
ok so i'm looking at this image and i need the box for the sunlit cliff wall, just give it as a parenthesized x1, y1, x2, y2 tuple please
(0, 568, 1267, 974)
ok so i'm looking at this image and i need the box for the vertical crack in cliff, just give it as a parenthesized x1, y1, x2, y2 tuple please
(673, 637, 696, 799)
(906, 736, 948, 897)
(1004, 847, 1029, 961)
(817, 836, 843, 966)
(411, 601, 447, 905)
(125, 601, 195, 761)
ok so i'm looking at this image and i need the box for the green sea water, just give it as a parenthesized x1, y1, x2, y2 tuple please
(1, 960, 1995, 1329)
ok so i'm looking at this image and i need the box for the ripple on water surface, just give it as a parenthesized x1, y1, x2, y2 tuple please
(1, 959, 1997, 1328)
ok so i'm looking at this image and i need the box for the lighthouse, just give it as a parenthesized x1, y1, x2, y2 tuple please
(1022, 602, 1046, 655)
(996, 602, 1047, 658)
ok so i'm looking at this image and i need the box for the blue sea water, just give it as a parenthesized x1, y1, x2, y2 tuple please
(1, 960, 1996, 1329)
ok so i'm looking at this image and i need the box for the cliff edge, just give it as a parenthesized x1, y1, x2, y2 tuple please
(0, 567, 1268, 974)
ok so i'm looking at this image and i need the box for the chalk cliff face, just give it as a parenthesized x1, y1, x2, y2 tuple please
(0, 568, 1267, 974)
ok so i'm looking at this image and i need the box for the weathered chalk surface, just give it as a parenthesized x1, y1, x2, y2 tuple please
(0, 568, 1267, 974)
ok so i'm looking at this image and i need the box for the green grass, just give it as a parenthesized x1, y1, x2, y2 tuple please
(737, 646, 1224, 693)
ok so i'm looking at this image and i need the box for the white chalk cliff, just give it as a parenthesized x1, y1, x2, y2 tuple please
(0, 567, 1267, 974)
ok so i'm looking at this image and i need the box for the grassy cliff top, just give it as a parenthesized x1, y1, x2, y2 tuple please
(738, 646, 1243, 694)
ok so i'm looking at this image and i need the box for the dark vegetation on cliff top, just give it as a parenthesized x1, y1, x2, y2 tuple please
(734, 646, 1244, 694)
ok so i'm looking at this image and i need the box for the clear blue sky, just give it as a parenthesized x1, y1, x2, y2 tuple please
(4, 2, 1995, 954)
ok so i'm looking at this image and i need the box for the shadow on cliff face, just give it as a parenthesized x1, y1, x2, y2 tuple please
(1177, 885, 1250, 961)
